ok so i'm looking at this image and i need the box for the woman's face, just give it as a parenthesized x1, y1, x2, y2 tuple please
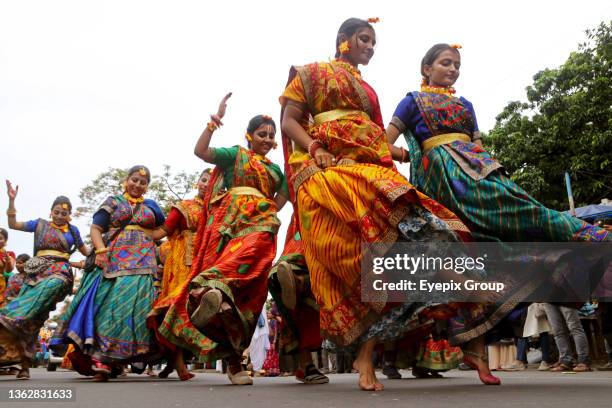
(424, 49, 461, 87)
(50, 204, 71, 226)
(197, 172, 211, 197)
(125, 173, 149, 198)
(344, 27, 376, 66)
(15, 260, 26, 273)
(249, 123, 276, 156)
(0, 234, 6, 249)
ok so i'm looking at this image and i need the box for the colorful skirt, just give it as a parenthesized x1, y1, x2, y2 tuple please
(158, 231, 276, 362)
(295, 162, 470, 346)
(406, 138, 609, 242)
(262, 344, 280, 376)
(268, 219, 322, 354)
(0, 275, 70, 363)
(51, 268, 158, 364)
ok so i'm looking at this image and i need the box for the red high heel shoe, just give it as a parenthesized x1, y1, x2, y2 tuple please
(463, 351, 501, 385)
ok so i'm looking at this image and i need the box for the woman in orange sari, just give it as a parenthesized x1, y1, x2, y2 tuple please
(280, 18, 495, 391)
(147, 169, 211, 380)
(158, 95, 288, 385)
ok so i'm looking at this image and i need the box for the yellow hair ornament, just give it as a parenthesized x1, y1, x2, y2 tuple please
(245, 133, 253, 142)
(138, 167, 147, 176)
(450, 43, 462, 49)
(61, 203, 69, 210)
(339, 40, 350, 54)
(367, 17, 380, 24)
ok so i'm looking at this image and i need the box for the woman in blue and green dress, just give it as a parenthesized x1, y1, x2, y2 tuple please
(385, 43, 610, 384)
(157, 94, 289, 385)
(50, 165, 165, 381)
(2, 181, 88, 379)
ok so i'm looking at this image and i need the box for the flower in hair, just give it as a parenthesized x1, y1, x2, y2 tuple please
(339, 40, 350, 54)
(61, 203, 69, 210)
(138, 167, 147, 176)
(450, 43, 462, 49)
(245, 133, 253, 142)
(261, 114, 272, 120)
(367, 17, 380, 23)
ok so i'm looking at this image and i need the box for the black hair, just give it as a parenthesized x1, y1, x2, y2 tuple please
(200, 168, 212, 178)
(0, 228, 7, 241)
(335, 18, 374, 58)
(246, 115, 277, 149)
(16, 254, 30, 263)
(421, 43, 460, 82)
(51, 196, 72, 212)
(127, 165, 151, 183)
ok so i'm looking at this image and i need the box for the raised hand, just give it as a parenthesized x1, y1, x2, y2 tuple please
(5, 180, 18, 200)
(211, 92, 232, 127)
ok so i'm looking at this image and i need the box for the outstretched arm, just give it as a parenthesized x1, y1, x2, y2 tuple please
(194, 92, 232, 163)
(5, 180, 26, 231)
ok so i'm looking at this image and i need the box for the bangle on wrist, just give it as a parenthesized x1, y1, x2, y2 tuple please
(207, 121, 218, 132)
(6, 210, 16, 216)
(400, 147, 408, 163)
(95, 247, 109, 255)
(307, 140, 324, 157)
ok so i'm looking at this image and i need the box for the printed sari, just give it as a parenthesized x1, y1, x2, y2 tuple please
(158, 146, 287, 362)
(280, 60, 471, 346)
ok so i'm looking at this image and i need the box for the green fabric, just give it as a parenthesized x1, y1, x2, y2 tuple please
(404, 133, 590, 242)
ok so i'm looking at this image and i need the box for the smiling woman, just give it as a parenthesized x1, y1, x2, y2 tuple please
(156, 95, 289, 385)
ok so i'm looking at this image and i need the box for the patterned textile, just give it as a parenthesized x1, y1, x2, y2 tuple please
(51, 196, 164, 366)
(262, 344, 280, 376)
(97, 196, 162, 278)
(416, 338, 463, 371)
(280, 61, 471, 346)
(158, 146, 284, 362)
(394, 91, 610, 344)
(268, 215, 322, 354)
(152, 198, 204, 310)
(4, 273, 25, 302)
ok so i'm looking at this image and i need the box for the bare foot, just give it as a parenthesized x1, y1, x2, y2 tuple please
(353, 358, 384, 391)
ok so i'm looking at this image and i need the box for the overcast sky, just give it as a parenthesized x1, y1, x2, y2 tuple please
(1, 0, 610, 257)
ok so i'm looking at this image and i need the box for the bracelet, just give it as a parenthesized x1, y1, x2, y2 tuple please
(307, 140, 324, 157)
(6, 210, 16, 216)
(95, 247, 109, 255)
(400, 147, 407, 163)
(207, 121, 218, 132)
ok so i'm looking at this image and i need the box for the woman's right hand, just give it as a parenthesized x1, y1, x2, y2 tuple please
(5, 180, 18, 200)
(94, 252, 109, 270)
(211, 92, 232, 126)
(313, 147, 337, 168)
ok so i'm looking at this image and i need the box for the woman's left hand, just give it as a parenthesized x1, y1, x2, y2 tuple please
(313, 147, 336, 168)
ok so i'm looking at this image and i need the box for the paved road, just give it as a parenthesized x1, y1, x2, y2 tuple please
(0, 368, 611, 408)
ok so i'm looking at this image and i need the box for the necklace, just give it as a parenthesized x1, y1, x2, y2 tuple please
(123, 192, 144, 205)
(420, 84, 456, 96)
(50, 222, 69, 233)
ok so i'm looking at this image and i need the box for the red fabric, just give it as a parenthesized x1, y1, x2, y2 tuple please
(163, 208, 187, 236)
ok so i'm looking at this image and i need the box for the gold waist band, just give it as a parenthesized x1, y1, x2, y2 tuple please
(124, 225, 148, 232)
(36, 250, 70, 259)
(313, 109, 364, 126)
(422, 133, 471, 153)
(229, 186, 265, 198)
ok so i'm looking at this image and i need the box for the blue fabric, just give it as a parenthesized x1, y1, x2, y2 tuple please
(50, 273, 102, 352)
(24, 219, 83, 248)
(392, 93, 479, 143)
(92, 210, 110, 229)
(143, 199, 165, 227)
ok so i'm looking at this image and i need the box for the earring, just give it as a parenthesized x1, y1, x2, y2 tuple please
(339, 40, 350, 54)
(272, 142, 278, 150)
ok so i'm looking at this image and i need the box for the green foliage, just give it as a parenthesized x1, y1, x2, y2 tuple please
(486, 21, 612, 210)
(76, 165, 200, 217)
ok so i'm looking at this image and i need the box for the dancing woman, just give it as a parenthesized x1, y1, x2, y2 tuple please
(158, 95, 289, 385)
(279, 18, 484, 390)
(146, 168, 211, 380)
(2, 182, 88, 379)
(51, 166, 165, 381)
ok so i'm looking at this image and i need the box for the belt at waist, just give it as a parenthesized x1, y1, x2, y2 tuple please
(36, 250, 70, 259)
(124, 225, 148, 232)
(421, 133, 471, 153)
(211, 186, 265, 203)
(313, 109, 364, 126)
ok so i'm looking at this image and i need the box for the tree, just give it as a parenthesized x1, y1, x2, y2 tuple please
(76, 165, 200, 217)
(486, 21, 612, 210)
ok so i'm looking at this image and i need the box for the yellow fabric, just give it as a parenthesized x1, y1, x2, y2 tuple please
(421, 133, 471, 153)
(36, 250, 70, 259)
(313, 109, 362, 125)
(124, 225, 148, 233)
